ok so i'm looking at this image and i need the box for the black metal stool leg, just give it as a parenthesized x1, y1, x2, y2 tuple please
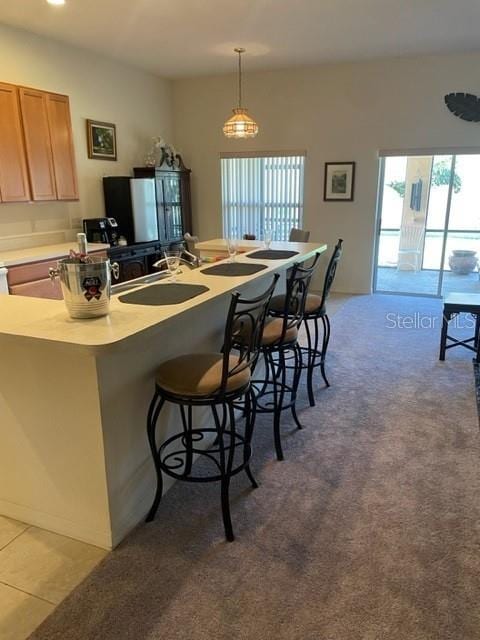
(242, 389, 258, 488)
(272, 349, 287, 461)
(320, 314, 331, 387)
(304, 317, 316, 407)
(474, 313, 480, 350)
(439, 309, 450, 361)
(145, 391, 166, 522)
(226, 400, 237, 490)
(256, 350, 271, 396)
(179, 404, 194, 477)
(212, 403, 234, 542)
(291, 343, 303, 430)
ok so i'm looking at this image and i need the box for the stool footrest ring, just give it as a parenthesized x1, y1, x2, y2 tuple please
(158, 428, 252, 483)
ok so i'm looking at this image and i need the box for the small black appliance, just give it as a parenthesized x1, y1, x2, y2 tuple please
(83, 217, 119, 246)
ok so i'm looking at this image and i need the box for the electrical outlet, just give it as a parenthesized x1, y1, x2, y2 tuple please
(71, 217, 82, 229)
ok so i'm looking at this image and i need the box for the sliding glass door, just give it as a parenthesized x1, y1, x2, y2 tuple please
(374, 153, 480, 297)
(442, 155, 480, 292)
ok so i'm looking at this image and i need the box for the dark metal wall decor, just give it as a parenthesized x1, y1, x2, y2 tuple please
(444, 93, 480, 123)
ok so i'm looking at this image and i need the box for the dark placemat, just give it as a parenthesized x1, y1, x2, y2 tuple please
(246, 249, 299, 260)
(201, 262, 268, 276)
(118, 283, 209, 306)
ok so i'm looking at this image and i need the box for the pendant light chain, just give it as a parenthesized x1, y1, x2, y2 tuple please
(238, 49, 242, 108)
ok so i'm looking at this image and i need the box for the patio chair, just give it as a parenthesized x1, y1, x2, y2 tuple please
(397, 223, 424, 271)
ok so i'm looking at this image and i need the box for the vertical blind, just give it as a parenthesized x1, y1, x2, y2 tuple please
(221, 154, 305, 241)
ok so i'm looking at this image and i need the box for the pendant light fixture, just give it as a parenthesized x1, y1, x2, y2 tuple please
(223, 48, 259, 139)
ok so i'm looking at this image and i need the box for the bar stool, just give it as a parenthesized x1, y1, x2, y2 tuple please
(439, 293, 480, 361)
(289, 228, 310, 242)
(269, 239, 343, 407)
(246, 255, 321, 461)
(145, 274, 279, 542)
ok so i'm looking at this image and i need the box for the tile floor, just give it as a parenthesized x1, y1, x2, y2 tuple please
(0, 292, 352, 640)
(0, 516, 106, 640)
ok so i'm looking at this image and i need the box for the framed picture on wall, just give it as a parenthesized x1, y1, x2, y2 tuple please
(86, 119, 117, 160)
(324, 162, 355, 201)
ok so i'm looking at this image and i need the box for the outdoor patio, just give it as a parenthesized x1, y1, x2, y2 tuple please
(376, 266, 480, 296)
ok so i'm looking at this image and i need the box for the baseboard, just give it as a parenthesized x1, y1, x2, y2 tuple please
(0, 498, 113, 550)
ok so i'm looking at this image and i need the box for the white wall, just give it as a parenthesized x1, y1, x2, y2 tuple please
(0, 24, 172, 251)
(172, 53, 480, 293)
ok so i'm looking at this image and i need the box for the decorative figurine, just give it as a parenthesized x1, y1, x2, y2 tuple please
(145, 136, 181, 168)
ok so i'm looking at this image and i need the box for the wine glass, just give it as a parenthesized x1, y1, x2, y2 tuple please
(227, 238, 238, 262)
(264, 227, 272, 249)
(164, 250, 181, 282)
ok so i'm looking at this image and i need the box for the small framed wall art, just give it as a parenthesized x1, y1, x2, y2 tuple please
(324, 161, 355, 201)
(86, 119, 117, 160)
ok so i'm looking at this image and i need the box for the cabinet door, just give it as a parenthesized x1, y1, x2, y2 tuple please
(119, 257, 147, 283)
(162, 175, 183, 241)
(46, 93, 79, 200)
(179, 171, 192, 235)
(155, 177, 168, 243)
(19, 87, 57, 201)
(0, 83, 30, 202)
(7, 257, 60, 286)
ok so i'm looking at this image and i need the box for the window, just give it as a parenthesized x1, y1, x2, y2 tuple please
(221, 153, 305, 240)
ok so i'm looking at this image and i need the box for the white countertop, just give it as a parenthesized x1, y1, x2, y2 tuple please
(0, 242, 110, 267)
(0, 241, 327, 351)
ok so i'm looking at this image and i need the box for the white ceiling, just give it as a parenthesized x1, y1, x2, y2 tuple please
(1, 0, 480, 78)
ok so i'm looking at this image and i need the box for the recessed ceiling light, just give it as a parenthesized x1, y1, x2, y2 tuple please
(46, 0, 66, 5)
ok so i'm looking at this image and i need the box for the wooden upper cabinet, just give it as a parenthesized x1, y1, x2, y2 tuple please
(19, 87, 57, 201)
(46, 93, 79, 200)
(0, 83, 30, 202)
(0, 82, 79, 204)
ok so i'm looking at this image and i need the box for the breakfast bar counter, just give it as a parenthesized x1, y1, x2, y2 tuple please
(0, 241, 326, 549)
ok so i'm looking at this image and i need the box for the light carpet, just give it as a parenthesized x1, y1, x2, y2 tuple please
(29, 294, 480, 640)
